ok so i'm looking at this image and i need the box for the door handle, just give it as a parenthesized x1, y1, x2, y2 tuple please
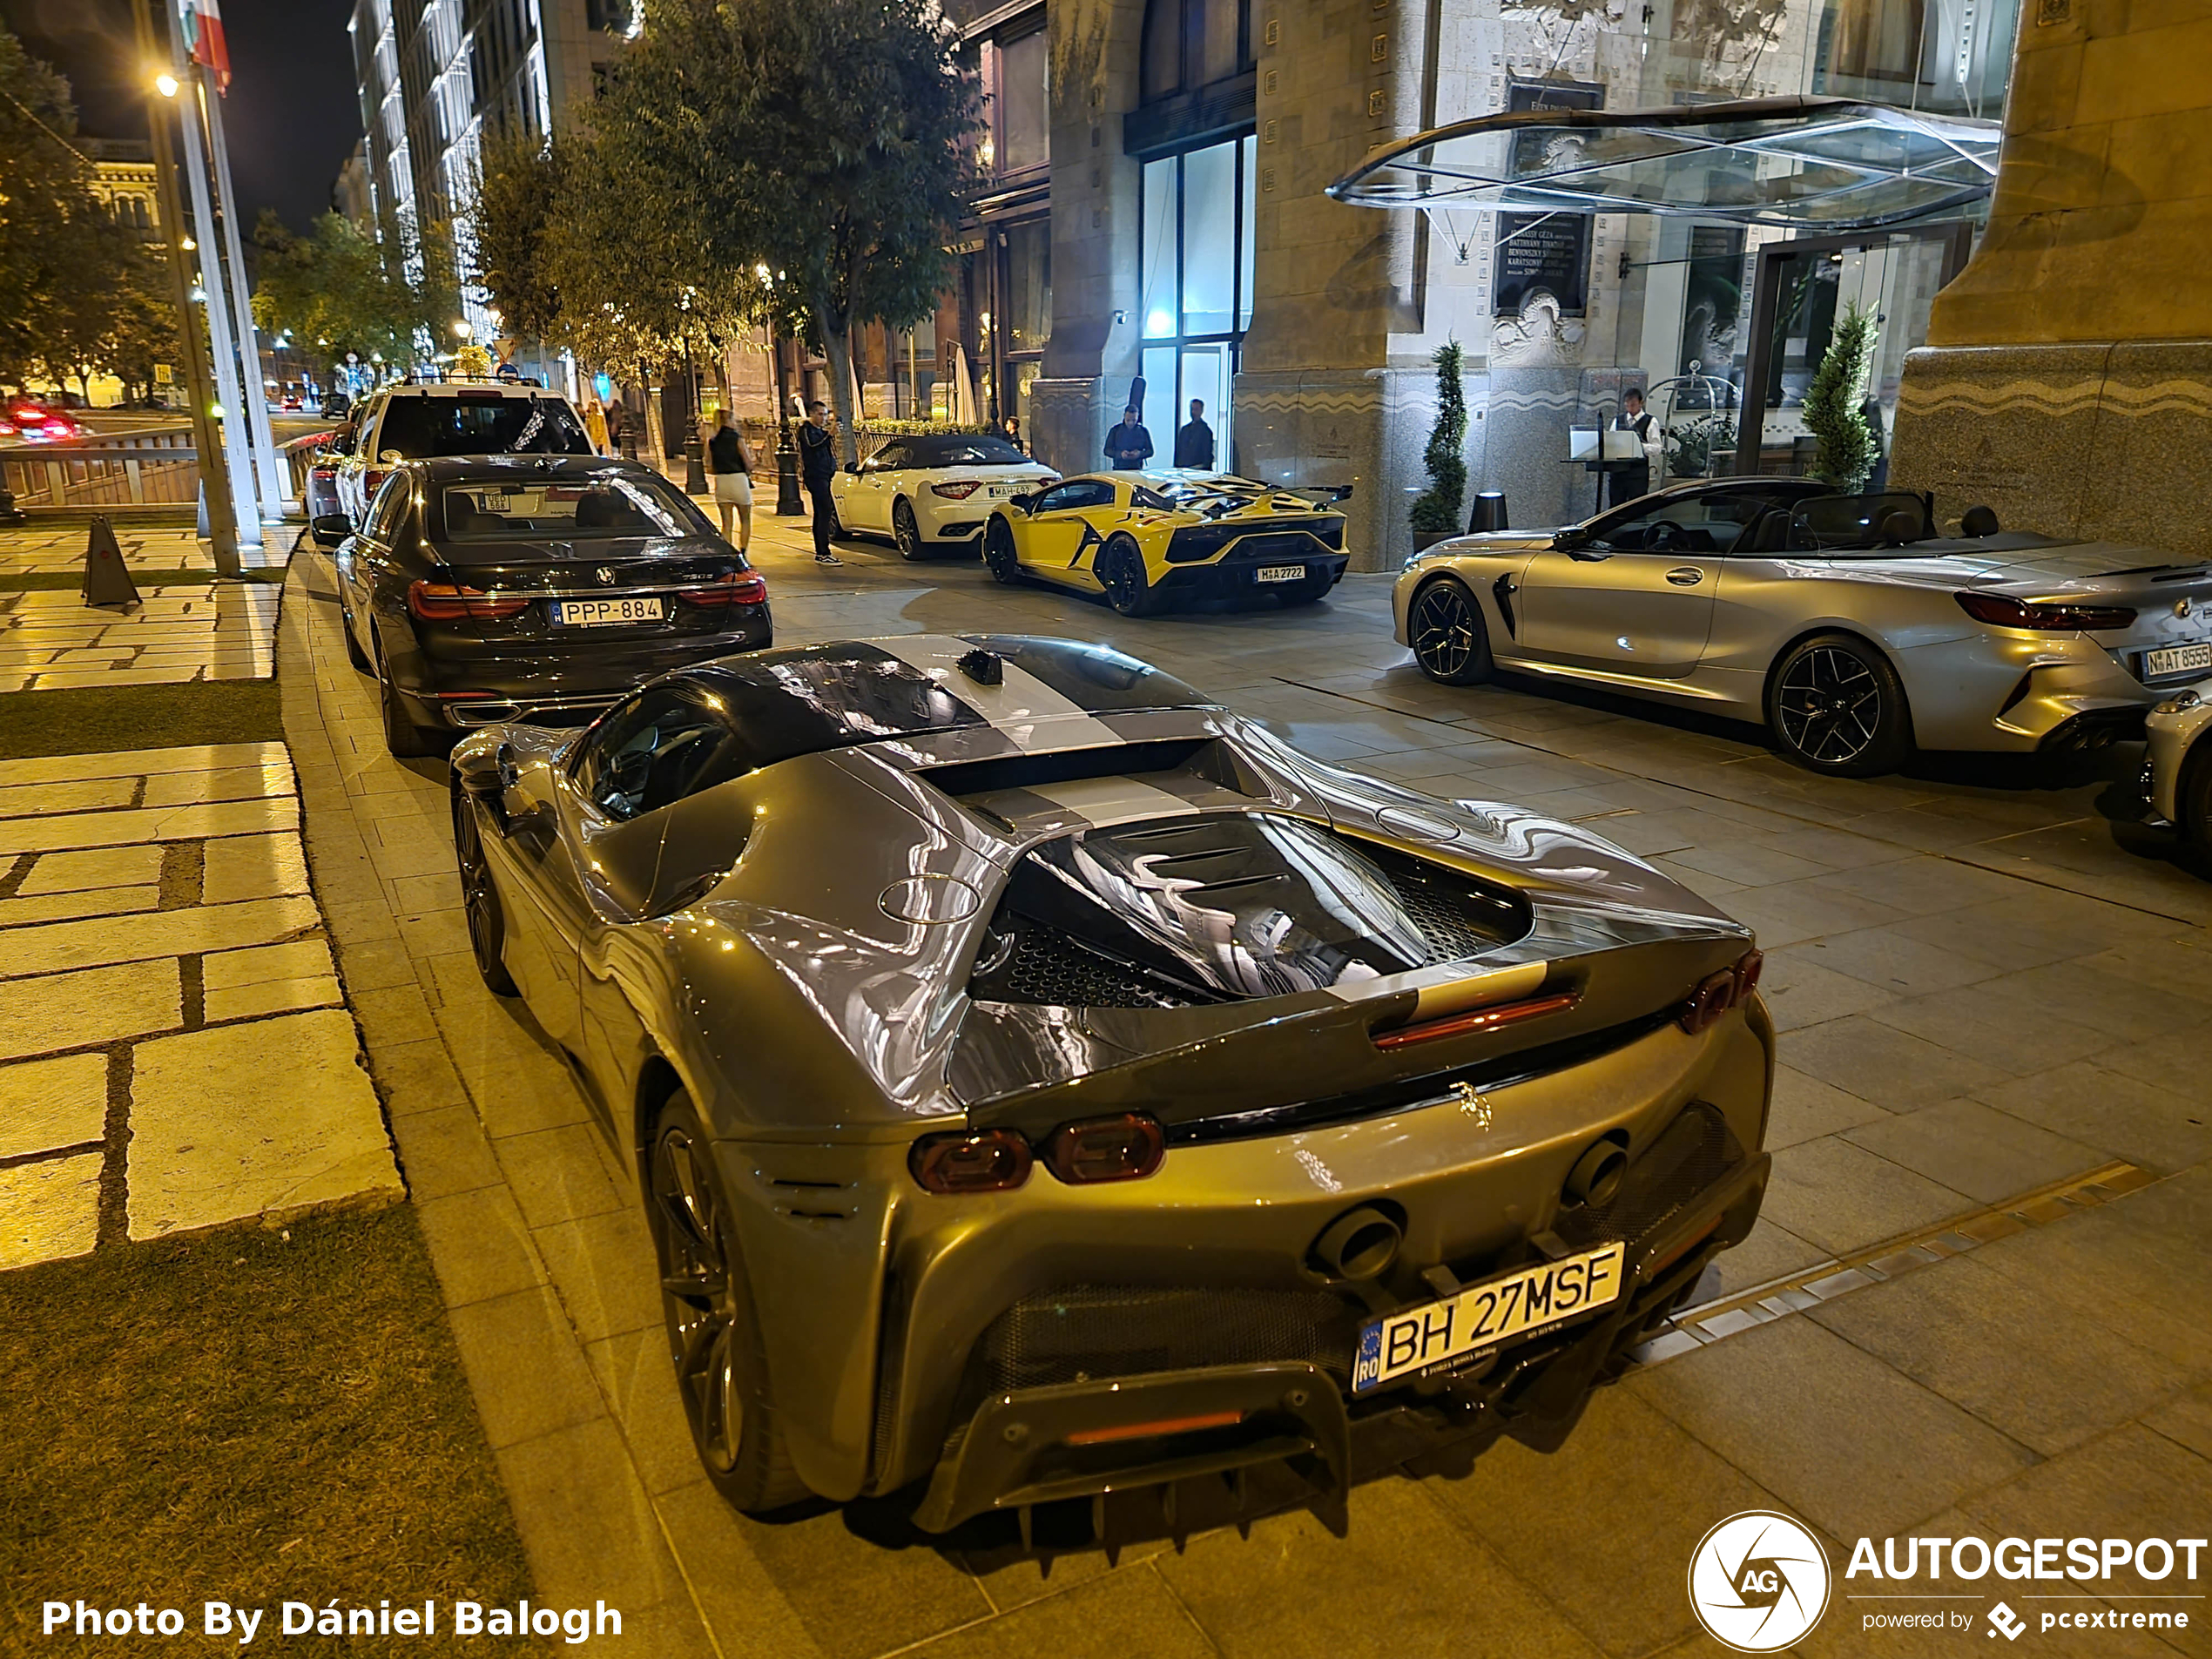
(1665, 566, 1705, 586)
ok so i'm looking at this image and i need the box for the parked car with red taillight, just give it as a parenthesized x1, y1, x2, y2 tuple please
(324, 455, 770, 755)
(828, 431, 1056, 560)
(446, 634, 1772, 1534)
(332, 379, 595, 526)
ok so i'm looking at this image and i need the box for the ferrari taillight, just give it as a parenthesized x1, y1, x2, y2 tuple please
(1680, 949, 1764, 1034)
(910, 1112, 1170, 1193)
(676, 570, 768, 607)
(1042, 1114, 1166, 1184)
(909, 1129, 1032, 1194)
(930, 481, 982, 500)
(407, 580, 529, 622)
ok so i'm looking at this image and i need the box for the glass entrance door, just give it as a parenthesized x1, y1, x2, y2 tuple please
(1735, 224, 1973, 480)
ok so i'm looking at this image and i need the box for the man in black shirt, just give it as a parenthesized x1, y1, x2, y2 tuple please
(1173, 399, 1215, 469)
(1104, 407, 1153, 470)
(796, 400, 841, 565)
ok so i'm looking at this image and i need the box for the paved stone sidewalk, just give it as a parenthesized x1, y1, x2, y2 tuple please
(0, 523, 286, 577)
(286, 527, 2211, 1659)
(0, 742, 401, 1267)
(0, 582, 281, 692)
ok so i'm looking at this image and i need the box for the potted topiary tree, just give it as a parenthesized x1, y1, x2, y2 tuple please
(1409, 340, 1467, 551)
(1802, 303, 1879, 491)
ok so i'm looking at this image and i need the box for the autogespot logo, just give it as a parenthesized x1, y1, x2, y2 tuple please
(1689, 1511, 1833, 1652)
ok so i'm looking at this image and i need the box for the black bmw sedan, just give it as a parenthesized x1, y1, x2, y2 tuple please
(321, 455, 772, 755)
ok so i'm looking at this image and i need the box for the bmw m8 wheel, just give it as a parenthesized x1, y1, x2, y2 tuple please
(1767, 632, 1913, 777)
(1099, 536, 1160, 617)
(451, 789, 517, 996)
(893, 498, 925, 561)
(984, 517, 1022, 584)
(645, 1090, 809, 1514)
(2180, 742, 2212, 845)
(1409, 577, 1494, 685)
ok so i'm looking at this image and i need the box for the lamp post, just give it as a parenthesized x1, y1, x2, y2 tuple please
(137, 0, 239, 575)
(759, 264, 802, 516)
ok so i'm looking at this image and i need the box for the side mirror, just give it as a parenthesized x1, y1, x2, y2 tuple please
(455, 743, 521, 828)
(843, 462, 860, 474)
(380, 448, 401, 463)
(1009, 492, 1036, 512)
(311, 513, 354, 545)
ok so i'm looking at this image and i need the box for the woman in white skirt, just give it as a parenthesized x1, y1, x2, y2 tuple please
(702, 407, 757, 551)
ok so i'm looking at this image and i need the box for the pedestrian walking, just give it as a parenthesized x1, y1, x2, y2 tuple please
(798, 399, 842, 565)
(702, 406, 757, 551)
(1174, 399, 1215, 469)
(583, 396, 610, 456)
(1104, 405, 1153, 470)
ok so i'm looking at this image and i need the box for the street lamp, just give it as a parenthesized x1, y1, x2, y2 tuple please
(155, 72, 178, 98)
(453, 320, 473, 341)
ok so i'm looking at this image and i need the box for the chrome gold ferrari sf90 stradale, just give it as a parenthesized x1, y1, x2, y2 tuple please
(448, 636, 1773, 1534)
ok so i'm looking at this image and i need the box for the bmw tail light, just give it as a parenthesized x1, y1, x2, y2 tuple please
(408, 580, 529, 622)
(1956, 591, 2136, 632)
(1680, 949, 1764, 1034)
(910, 1129, 1032, 1194)
(676, 570, 768, 606)
(1042, 1114, 1166, 1184)
(930, 481, 982, 500)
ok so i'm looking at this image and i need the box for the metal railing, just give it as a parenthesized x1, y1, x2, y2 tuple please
(0, 426, 339, 515)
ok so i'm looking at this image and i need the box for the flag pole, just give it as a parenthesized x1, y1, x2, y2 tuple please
(192, 40, 287, 512)
(170, 57, 264, 547)
(134, 0, 239, 577)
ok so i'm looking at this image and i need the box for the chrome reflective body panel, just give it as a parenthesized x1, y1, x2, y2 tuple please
(1394, 485, 2212, 752)
(451, 634, 1774, 1513)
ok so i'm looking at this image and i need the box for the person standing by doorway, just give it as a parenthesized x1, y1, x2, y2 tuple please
(702, 406, 757, 552)
(1104, 406, 1153, 470)
(1174, 399, 1215, 469)
(797, 400, 842, 565)
(1607, 388, 1657, 507)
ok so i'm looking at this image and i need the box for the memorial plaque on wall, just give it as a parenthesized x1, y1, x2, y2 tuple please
(1492, 80, 1602, 319)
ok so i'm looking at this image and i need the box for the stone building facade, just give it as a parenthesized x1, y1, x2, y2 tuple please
(1890, 0, 2212, 556)
(1028, 0, 2021, 569)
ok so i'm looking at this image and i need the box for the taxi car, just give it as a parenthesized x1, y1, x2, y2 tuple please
(982, 469, 1350, 616)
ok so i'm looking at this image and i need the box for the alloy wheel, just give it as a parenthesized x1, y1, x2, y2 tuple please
(651, 1125, 746, 1475)
(1775, 645, 1883, 766)
(452, 796, 516, 995)
(985, 521, 1021, 584)
(894, 499, 922, 560)
(1411, 582, 1485, 682)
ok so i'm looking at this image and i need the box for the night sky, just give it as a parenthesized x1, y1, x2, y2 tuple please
(2, 0, 361, 234)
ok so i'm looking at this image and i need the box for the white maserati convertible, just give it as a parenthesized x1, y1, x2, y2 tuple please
(831, 431, 1056, 559)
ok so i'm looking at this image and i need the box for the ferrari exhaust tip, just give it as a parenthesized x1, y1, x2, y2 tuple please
(1564, 1136, 1629, 1210)
(1310, 1204, 1404, 1283)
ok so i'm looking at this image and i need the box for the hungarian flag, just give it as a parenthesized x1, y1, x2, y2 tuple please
(180, 0, 231, 93)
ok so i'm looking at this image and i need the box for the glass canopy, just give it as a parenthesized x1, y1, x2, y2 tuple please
(1325, 97, 2000, 230)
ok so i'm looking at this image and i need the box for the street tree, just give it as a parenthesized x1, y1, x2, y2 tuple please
(600, 0, 979, 460)
(0, 28, 101, 388)
(253, 206, 461, 376)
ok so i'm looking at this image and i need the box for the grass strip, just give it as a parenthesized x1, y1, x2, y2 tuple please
(0, 679, 285, 760)
(0, 1206, 536, 1655)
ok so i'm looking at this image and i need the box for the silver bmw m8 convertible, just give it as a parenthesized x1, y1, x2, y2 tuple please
(1395, 482, 2212, 775)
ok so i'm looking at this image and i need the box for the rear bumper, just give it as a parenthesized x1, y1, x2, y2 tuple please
(1892, 631, 2166, 752)
(704, 995, 1773, 1512)
(385, 608, 772, 729)
(1155, 556, 1350, 601)
(910, 1098, 1770, 1532)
